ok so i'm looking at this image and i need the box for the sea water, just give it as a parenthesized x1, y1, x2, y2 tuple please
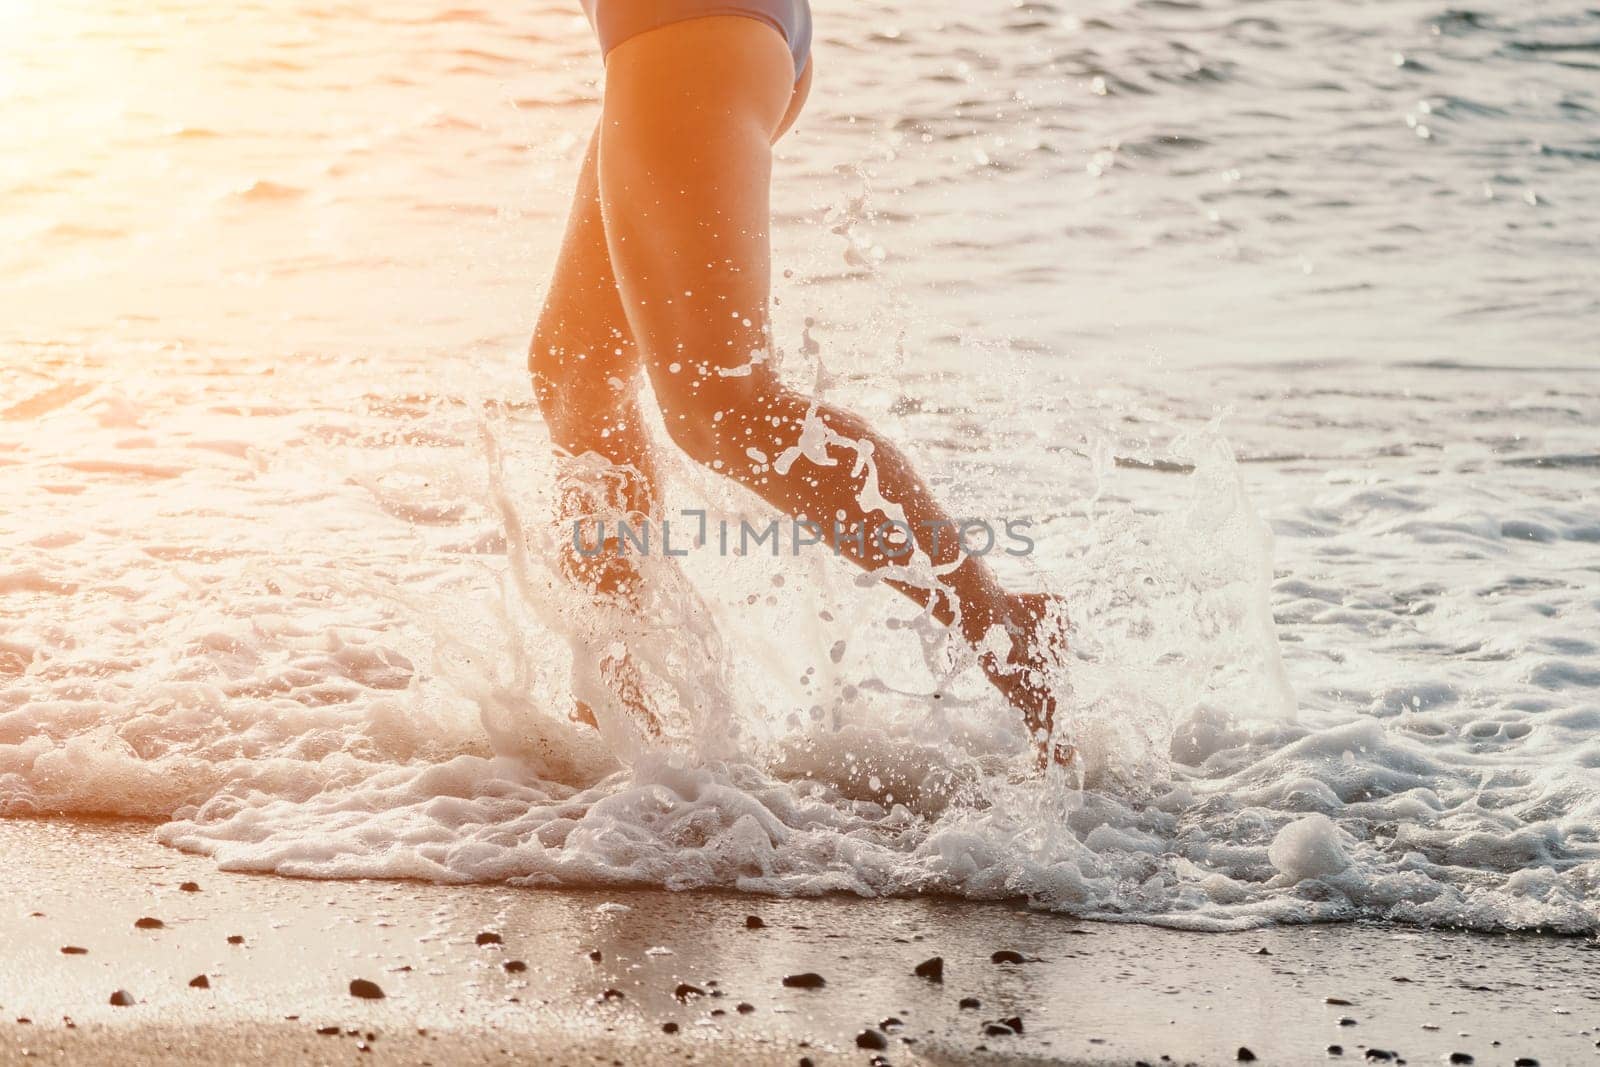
(2, 0, 1598, 932)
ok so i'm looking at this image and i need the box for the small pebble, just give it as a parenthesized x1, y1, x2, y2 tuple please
(990, 950, 1028, 964)
(983, 1023, 1015, 1037)
(856, 1029, 887, 1050)
(1513, 1059, 1538, 1067)
(59, 947, 87, 956)
(913, 957, 944, 982)
(600, 988, 624, 1001)
(179, 882, 200, 893)
(1448, 1055, 1473, 1065)
(661, 1022, 679, 1035)
(782, 972, 826, 989)
(227, 935, 245, 945)
(475, 932, 502, 946)
(317, 1026, 341, 1036)
(1364, 1051, 1394, 1063)
(188, 975, 210, 989)
(1238, 1049, 1257, 1063)
(588, 950, 602, 962)
(958, 997, 981, 1010)
(1327, 1046, 1344, 1056)
(108, 990, 134, 1007)
(1325, 997, 1353, 1006)
(737, 1002, 755, 1014)
(1338, 1017, 1358, 1026)
(744, 915, 766, 929)
(348, 979, 385, 1000)
(133, 917, 164, 930)
(674, 983, 705, 1001)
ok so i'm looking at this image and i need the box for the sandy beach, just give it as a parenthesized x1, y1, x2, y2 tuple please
(2, 818, 1596, 1066)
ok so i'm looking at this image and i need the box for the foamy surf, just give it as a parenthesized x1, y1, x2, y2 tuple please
(7, 346, 1594, 936)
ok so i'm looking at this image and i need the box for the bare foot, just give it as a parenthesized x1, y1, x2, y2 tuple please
(571, 647, 662, 737)
(979, 592, 1073, 770)
(559, 506, 662, 738)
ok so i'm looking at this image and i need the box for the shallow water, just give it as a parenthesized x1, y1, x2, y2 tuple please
(3, 0, 1599, 931)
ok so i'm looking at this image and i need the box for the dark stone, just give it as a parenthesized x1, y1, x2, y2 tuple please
(317, 1026, 341, 1035)
(1364, 1052, 1394, 1063)
(880, 1017, 903, 1030)
(348, 979, 385, 1000)
(601, 988, 625, 1001)
(1327, 1047, 1343, 1056)
(958, 997, 981, 1010)
(475, 932, 503, 946)
(133, 917, 164, 930)
(188, 975, 210, 989)
(1448, 1055, 1474, 1065)
(983, 1023, 1016, 1037)
(1003, 1016, 1024, 1034)
(799, 1059, 814, 1067)
(60, 946, 87, 955)
(1325, 997, 1352, 1005)
(674, 983, 706, 1001)
(782, 972, 826, 989)
(1513, 1059, 1539, 1067)
(588, 950, 603, 962)
(1255, 947, 1271, 955)
(108, 990, 134, 1007)
(661, 1022, 679, 1035)
(503, 960, 527, 973)
(737, 1002, 755, 1014)
(1338, 1016, 1358, 1026)
(227, 935, 245, 945)
(914, 957, 944, 982)
(744, 915, 766, 929)
(179, 882, 200, 893)
(1238, 1049, 1257, 1063)
(990, 949, 1031, 964)
(855, 1029, 887, 1050)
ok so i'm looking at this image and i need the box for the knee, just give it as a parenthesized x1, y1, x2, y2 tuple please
(528, 326, 632, 446)
(652, 370, 782, 472)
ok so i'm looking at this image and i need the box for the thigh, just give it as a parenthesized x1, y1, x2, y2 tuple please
(596, 16, 795, 387)
(533, 125, 639, 392)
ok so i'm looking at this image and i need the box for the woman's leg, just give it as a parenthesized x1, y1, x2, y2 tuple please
(529, 126, 657, 531)
(595, 17, 1061, 754)
(529, 127, 660, 732)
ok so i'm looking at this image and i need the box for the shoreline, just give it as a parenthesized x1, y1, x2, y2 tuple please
(4, 819, 1599, 1065)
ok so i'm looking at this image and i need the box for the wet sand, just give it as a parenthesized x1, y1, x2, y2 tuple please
(0, 818, 1595, 1066)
